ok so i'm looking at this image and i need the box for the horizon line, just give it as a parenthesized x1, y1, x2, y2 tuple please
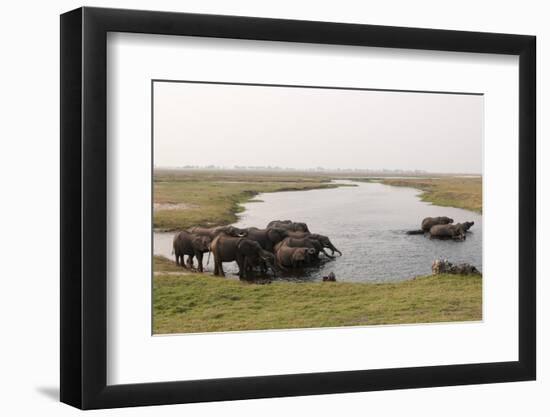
(153, 166, 482, 176)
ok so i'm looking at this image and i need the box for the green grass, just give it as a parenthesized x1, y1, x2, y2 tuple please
(153, 257, 482, 334)
(153, 172, 483, 333)
(378, 176, 482, 213)
(154, 170, 351, 231)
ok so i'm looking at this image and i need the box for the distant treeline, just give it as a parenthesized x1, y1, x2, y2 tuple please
(154, 165, 430, 175)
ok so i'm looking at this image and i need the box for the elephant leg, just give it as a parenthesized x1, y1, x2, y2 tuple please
(236, 255, 245, 278)
(214, 257, 225, 277)
(196, 252, 204, 273)
(186, 255, 194, 269)
(213, 258, 219, 275)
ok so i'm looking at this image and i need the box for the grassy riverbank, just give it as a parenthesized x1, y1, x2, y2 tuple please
(154, 169, 351, 231)
(360, 176, 482, 213)
(153, 256, 482, 334)
(154, 170, 482, 231)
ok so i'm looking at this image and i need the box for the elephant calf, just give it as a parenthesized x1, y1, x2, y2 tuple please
(173, 231, 212, 272)
(275, 245, 316, 269)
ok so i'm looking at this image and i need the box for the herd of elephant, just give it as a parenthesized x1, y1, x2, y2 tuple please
(172, 220, 342, 279)
(172, 216, 475, 280)
(406, 216, 475, 240)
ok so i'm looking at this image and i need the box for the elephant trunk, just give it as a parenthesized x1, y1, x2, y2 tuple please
(328, 244, 342, 256)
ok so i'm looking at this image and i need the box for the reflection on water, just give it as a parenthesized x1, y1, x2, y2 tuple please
(154, 181, 482, 283)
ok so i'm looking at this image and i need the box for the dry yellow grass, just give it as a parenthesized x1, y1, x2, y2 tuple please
(380, 176, 482, 213)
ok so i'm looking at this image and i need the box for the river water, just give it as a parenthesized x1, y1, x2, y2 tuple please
(154, 181, 482, 283)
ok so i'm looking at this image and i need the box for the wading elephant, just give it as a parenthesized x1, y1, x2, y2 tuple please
(267, 220, 310, 233)
(275, 237, 334, 259)
(243, 227, 289, 252)
(284, 231, 342, 256)
(172, 231, 212, 272)
(429, 223, 466, 240)
(242, 249, 277, 278)
(187, 225, 247, 239)
(275, 246, 316, 269)
(210, 235, 275, 278)
(406, 216, 454, 235)
(422, 216, 454, 231)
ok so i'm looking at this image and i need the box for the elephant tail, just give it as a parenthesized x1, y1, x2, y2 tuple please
(406, 229, 425, 235)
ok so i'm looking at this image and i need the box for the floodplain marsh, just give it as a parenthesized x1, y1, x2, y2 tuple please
(153, 170, 482, 333)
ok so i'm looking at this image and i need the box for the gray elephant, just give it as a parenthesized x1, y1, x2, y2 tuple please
(422, 216, 454, 231)
(429, 223, 466, 240)
(267, 220, 310, 233)
(172, 231, 211, 272)
(275, 237, 334, 259)
(210, 234, 275, 278)
(243, 227, 289, 252)
(187, 225, 247, 239)
(286, 232, 342, 256)
(406, 216, 454, 235)
(275, 246, 316, 269)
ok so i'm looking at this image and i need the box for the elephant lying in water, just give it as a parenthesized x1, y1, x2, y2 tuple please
(267, 220, 310, 233)
(429, 223, 468, 240)
(210, 234, 276, 279)
(172, 231, 211, 272)
(406, 216, 454, 235)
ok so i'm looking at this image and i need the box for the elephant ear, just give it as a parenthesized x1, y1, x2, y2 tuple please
(239, 239, 259, 255)
(267, 227, 284, 242)
(192, 236, 207, 251)
(202, 237, 212, 250)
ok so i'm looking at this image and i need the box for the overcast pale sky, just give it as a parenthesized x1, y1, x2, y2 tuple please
(153, 81, 483, 174)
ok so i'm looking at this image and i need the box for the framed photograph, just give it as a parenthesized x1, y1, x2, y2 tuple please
(60, 7, 536, 409)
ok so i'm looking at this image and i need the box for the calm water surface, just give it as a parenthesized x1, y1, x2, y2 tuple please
(154, 181, 482, 282)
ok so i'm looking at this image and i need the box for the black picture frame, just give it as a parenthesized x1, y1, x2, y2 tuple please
(60, 6, 536, 410)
